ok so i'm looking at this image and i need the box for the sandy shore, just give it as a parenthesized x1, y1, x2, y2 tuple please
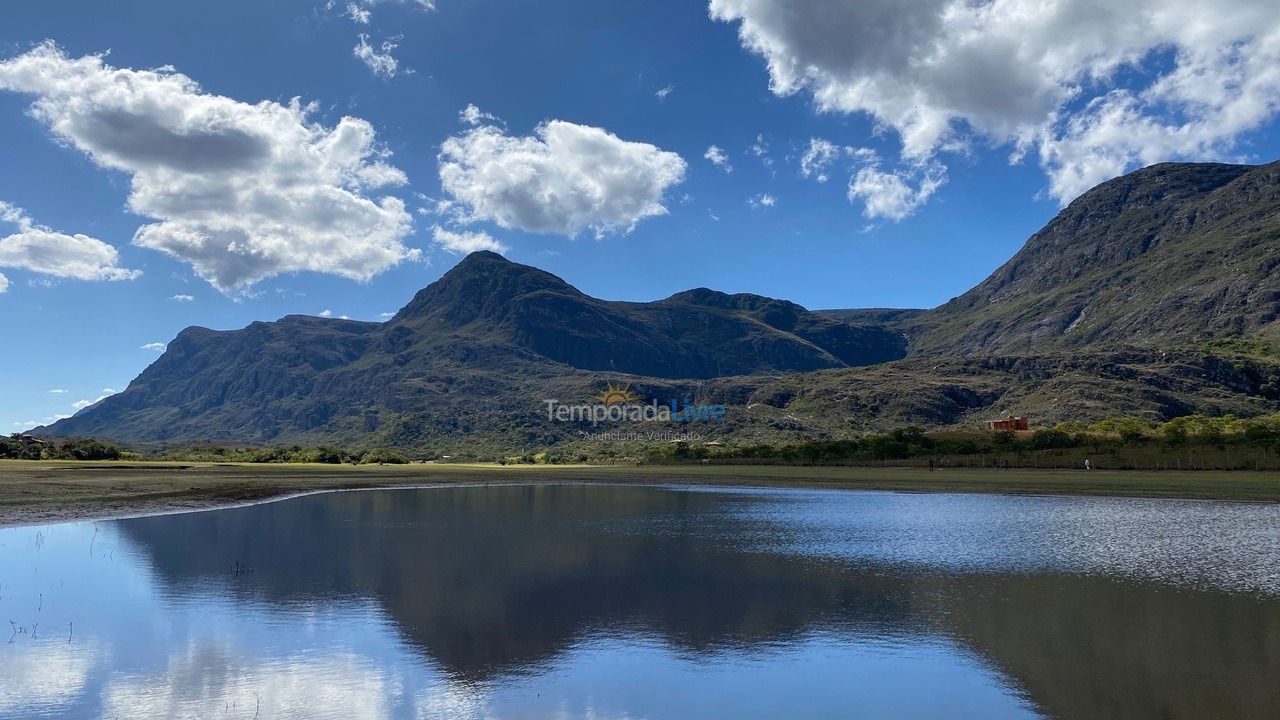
(1, 461, 1277, 527)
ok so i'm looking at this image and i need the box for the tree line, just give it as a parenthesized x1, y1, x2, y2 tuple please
(9, 413, 1280, 469)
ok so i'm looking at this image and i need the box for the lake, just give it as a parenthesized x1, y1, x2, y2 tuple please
(1, 483, 1278, 719)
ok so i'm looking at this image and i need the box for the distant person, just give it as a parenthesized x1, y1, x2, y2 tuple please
(928, 459, 935, 472)
(1084, 458, 1092, 471)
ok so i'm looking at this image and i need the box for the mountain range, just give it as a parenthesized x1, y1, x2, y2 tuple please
(41, 160, 1280, 452)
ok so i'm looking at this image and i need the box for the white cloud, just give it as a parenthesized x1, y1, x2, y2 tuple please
(335, 0, 436, 24)
(749, 193, 776, 209)
(798, 138, 875, 183)
(458, 103, 498, 126)
(748, 133, 772, 166)
(71, 389, 114, 410)
(353, 34, 400, 79)
(704, 145, 733, 173)
(848, 162, 946, 221)
(102, 388, 117, 393)
(141, 342, 166, 352)
(49, 389, 66, 393)
(438, 120, 686, 237)
(656, 85, 674, 101)
(0, 273, 7, 293)
(799, 139, 840, 183)
(318, 309, 334, 318)
(0, 43, 417, 293)
(432, 226, 508, 254)
(711, 0, 1280, 207)
(0, 200, 139, 286)
(378, 311, 394, 318)
(344, 2, 372, 23)
(171, 294, 194, 302)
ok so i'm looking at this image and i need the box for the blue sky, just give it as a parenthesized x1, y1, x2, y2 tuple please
(3, 0, 1280, 430)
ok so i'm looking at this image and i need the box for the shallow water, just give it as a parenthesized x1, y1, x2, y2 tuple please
(1, 484, 1277, 719)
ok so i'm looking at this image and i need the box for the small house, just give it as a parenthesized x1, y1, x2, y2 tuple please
(985, 417, 1029, 431)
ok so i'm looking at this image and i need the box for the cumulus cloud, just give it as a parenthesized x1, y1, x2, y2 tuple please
(0, 200, 139, 288)
(353, 34, 400, 78)
(317, 309, 334, 318)
(849, 161, 946, 221)
(704, 145, 733, 173)
(432, 226, 507, 254)
(748, 193, 776, 209)
(710, 0, 1280, 207)
(171, 294, 194, 302)
(49, 389, 67, 393)
(141, 342, 167, 352)
(0, 274, 7, 294)
(438, 119, 686, 237)
(0, 43, 417, 293)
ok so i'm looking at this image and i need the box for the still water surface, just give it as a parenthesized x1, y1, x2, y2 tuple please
(1, 484, 1278, 719)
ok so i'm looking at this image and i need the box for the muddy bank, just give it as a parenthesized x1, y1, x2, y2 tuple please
(2, 461, 1277, 527)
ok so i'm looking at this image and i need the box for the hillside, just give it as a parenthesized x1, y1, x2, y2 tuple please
(905, 161, 1280, 355)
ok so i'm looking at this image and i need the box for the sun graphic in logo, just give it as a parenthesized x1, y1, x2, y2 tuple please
(592, 382, 641, 406)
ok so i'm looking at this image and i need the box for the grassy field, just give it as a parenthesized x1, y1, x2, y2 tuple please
(1, 460, 1277, 527)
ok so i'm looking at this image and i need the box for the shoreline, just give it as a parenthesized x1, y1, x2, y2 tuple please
(2, 461, 1278, 528)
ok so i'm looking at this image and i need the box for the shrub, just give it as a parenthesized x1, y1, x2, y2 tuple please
(60, 438, 121, 461)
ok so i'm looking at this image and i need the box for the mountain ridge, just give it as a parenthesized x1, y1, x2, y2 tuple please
(40, 159, 1280, 449)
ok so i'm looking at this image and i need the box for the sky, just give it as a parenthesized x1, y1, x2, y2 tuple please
(3, 0, 1280, 430)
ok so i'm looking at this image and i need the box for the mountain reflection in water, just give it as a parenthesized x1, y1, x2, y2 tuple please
(2, 484, 1278, 719)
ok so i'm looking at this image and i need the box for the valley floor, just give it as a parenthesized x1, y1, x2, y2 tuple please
(1, 461, 1277, 527)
